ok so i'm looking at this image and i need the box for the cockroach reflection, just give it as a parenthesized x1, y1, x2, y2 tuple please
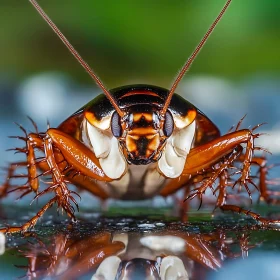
(15, 227, 259, 280)
(0, 0, 280, 233)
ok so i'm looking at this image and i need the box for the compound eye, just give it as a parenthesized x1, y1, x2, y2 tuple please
(163, 110, 174, 137)
(111, 111, 122, 138)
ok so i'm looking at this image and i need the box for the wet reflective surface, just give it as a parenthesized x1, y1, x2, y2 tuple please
(0, 74, 279, 280)
(1, 208, 280, 280)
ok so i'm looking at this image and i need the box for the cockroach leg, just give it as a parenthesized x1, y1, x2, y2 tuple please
(27, 116, 39, 134)
(0, 126, 112, 232)
(219, 204, 280, 226)
(183, 129, 261, 203)
(0, 197, 58, 234)
(180, 187, 191, 223)
(43, 136, 77, 216)
(160, 126, 279, 224)
(26, 133, 46, 193)
(238, 154, 280, 205)
(0, 161, 28, 198)
(257, 160, 279, 204)
(214, 169, 230, 209)
(0, 131, 46, 199)
(186, 146, 243, 205)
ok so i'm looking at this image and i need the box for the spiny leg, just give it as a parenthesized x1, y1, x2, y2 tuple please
(183, 125, 269, 205)
(1, 126, 111, 233)
(36, 128, 111, 208)
(1, 131, 46, 199)
(0, 197, 57, 233)
(161, 125, 274, 223)
(229, 150, 280, 205)
(214, 156, 280, 225)
(255, 160, 280, 204)
(10, 123, 42, 192)
(0, 161, 29, 198)
(160, 169, 230, 222)
(219, 204, 280, 226)
(160, 146, 243, 220)
(43, 136, 79, 217)
(232, 122, 269, 197)
(186, 146, 243, 208)
(0, 136, 75, 233)
(39, 129, 110, 216)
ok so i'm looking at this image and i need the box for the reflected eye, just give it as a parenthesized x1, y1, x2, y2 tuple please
(163, 110, 174, 137)
(111, 111, 122, 137)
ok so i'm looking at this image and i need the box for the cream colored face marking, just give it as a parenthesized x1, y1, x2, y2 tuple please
(99, 137, 127, 179)
(86, 120, 127, 179)
(172, 120, 196, 157)
(86, 120, 111, 158)
(158, 121, 196, 178)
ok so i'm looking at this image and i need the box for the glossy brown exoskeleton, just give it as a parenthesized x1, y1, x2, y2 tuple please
(0, 0, 278, 233)
(17, 227, 258, 279)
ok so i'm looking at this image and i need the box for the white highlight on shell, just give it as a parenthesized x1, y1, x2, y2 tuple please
(160, 256, 189, 280)
(158, 121, 196, 178)
(86, 120, 127, 179)
(91, 256, 121, 280)
(140, 235, 186, 253)
(0, 232, 5, 255)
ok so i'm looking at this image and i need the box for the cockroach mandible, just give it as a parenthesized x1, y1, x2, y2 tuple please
(0, 0, 278, 233)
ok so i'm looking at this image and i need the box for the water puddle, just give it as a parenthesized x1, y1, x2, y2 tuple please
(1, 207, 280, 279)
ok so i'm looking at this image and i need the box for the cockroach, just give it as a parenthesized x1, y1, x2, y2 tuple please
(0, 0, 278, 233)
(19, 228, 256, 279)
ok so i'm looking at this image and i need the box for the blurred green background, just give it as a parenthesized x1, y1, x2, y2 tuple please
(1, 0, 279, 88)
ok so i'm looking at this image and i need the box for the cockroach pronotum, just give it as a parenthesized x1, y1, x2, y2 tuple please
(0, 0, 278, 233)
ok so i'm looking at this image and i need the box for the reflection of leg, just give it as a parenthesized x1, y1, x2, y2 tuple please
(62, 241, 124, 279)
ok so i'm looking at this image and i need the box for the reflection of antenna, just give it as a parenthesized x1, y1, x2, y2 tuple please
(29, 0, 124, 117)
(161, 0, 232, 116)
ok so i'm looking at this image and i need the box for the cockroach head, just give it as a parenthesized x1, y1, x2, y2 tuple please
(110, 104, 174, 165)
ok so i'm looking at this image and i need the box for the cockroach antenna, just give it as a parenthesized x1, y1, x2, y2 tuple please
(29, 0, 124, 117)
(161, 0, 232, 116)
